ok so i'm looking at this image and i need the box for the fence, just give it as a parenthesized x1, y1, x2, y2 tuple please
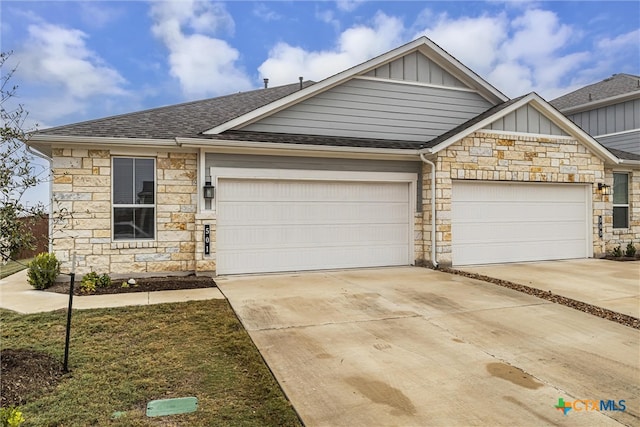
(12, 214, 49, 260)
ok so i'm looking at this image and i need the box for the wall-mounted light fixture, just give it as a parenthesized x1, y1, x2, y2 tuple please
(203, 182, 215, 199)
(597, 183, 612, 196)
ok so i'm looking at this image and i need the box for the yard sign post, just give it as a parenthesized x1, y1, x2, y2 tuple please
(63, 252, 76, 373)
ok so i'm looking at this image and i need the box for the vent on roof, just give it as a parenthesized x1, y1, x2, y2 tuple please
(299, 77, 303, 90)
(263, 78, 269, 89)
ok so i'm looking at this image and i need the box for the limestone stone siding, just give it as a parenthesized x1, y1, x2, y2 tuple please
(423, 131, 607, 266)
(51, 148, 199, 275)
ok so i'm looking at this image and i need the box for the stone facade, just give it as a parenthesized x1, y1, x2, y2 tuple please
(51, 148, 203, 275)
(420, 131, 611, 266)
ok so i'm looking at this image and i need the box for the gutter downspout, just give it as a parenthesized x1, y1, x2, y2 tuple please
(419, 153, 438, 268)
(25, 144, 54, 254)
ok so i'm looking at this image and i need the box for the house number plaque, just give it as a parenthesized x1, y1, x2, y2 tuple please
(204, 225, 210, 255)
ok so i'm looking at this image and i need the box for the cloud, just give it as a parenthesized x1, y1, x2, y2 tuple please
(14, 23, 127, 99)
(413, 7, 594, 99)
(150, 0, 252, 98)
(258, 12, 404, 86)
(78, 3, 123, 29)
(336, 0, 366, 13)
(252, 3, 282, 22)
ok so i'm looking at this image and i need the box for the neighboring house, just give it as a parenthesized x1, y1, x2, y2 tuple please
(550, 73, 640, 155)
(27, 37, 640, 276)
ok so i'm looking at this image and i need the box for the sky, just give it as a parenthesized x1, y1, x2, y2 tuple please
(1, 0, 639, 206)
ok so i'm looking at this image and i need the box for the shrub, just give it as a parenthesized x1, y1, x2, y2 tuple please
(80, 272, 112, 293)
(0, 406, 25, 427)
(27, 253, 60, 290)
(625, 242, 637, 258)
(611, 245, 622, 257)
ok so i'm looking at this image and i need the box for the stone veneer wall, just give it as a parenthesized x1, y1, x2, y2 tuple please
(421, 131, 607, 266)
(603, 169, 640, 252)
(51, 148, 200, 275)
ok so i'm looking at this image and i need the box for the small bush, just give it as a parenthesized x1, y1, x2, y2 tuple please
(80, 272, 112, 293)
(27, 253, 60, 290)
(0, 406, 25, 427)
(625, 242, 637, 257)
(611, 245, 622, 257)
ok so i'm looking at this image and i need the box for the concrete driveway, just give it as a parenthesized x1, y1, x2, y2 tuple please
(460, 259, 640, 317)
(217, 267, 638, 426)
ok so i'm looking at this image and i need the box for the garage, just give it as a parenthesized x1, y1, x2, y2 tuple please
(451, 181, 590, 265)
(215, 173, 414, 274)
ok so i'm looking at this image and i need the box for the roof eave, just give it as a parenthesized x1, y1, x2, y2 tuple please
(177, 137, 421, 160)
(559, 90, 640, 114)
(29, 134, 179, 147)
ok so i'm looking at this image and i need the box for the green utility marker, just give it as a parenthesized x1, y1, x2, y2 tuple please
(146, 397, 198, 417)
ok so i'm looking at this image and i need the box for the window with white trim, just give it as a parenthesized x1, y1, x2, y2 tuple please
(112, 158, 155, 240)
(613, 173, 629, 229)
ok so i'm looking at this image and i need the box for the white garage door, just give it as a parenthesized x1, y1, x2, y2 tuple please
(452, 182, 590, 266)
(216, 178, 411, 274)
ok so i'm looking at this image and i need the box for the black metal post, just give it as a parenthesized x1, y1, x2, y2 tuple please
(63, 271, 75, 373)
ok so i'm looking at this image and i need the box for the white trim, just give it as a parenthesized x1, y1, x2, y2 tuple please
(353, 75, 478, 93)
(475, 128, 575, 140)
(612, 172, 630, 229)
(178, 137, 420, 160)
(560, 90, 640, 114)
(30, 134, 178, 147)
(203, 37, 507, 135)
(594, 128, 640, 139)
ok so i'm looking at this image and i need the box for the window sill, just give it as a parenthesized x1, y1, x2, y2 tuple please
(111, 240, 158, 250)
(612, 228, 630, 234)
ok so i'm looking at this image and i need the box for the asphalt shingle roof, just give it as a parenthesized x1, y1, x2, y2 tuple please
(38, 81, 315, 139)
(550, 73, 640, 111)
(606, 147, 640, 161)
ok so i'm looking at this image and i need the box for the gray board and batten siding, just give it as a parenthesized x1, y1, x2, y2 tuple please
(363, 51, 468, 89)
(242, 78, 494, 142)
(484, 104, 569, 136)
(205, 153, 424, 209)
(566, 99, 639, 137)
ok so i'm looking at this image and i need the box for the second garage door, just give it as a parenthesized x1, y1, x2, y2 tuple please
(216, 178, 412, 274)
(451, 181, 590, 265)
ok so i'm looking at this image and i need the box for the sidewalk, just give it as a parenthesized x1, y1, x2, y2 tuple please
(0, 270, 225, 314)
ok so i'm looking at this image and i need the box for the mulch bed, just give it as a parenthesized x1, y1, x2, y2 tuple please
(47, 275, 216, 296)
(0, 349, 64, 407)
(599, 255, 640, 262)
(439, 267, 640, 330)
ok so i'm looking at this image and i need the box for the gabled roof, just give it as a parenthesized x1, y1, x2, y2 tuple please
(550, 73, 640, 112)
(203, 36, 508, 135)
(36, 81, 315, 139)
(422, 92, 620, 164)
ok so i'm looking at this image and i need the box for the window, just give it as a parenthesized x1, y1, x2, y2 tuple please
(613, 173, 629, 229)
(112, 158, 155, 240)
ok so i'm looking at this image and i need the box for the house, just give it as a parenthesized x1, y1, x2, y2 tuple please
(551, 74, 640, 241)
(27, 37, 640, 276)
(550, 73, 640, 155)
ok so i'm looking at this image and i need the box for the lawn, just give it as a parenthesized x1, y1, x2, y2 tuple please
(0, 258, 33, 279)
(0, 300, 302, 426)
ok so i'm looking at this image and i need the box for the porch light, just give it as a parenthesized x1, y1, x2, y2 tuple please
(597, 183, 612, 196)
(203, 183, 215, 199)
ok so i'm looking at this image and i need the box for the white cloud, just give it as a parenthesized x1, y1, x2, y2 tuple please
(150, 0, 251, 98)
(336, 0, 366, 13)
(597, 28, 640, 51)
(258, 12, 404, 86)
(252, 3, 282, 22)
(14, 23, 127, 99)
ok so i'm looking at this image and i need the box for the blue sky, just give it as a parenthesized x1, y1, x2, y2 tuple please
(1, 0, 639, 205)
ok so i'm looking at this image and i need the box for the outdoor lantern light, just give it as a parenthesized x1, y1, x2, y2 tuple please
(203, 183, 215, 199)
(597, 183, 612, 196)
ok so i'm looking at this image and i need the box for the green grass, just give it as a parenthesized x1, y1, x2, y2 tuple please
(0, 301, 302, 426)
(0, 258, 33, 279)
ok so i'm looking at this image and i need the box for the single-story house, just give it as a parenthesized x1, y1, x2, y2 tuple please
(28, 37, 640, 276)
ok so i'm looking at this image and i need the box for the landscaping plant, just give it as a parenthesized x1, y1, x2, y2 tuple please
(79, 272, 112, 294)
(611, 245, 622, 258)
(0, 407, 25, 427)
(625, 242, 636, 258)
(26, 253, 60, 290)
